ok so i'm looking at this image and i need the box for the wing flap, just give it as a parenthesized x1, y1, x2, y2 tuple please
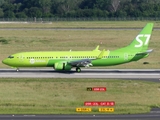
(69, 59, 92, 67)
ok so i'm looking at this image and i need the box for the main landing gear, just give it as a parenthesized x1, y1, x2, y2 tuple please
(16, 68, 19, 72)
(76, 67, 81, 72)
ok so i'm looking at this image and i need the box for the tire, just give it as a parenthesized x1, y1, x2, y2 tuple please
(76, 67, 81, 72)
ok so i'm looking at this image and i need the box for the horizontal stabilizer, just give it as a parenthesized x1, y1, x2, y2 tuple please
(136, 49, 153, 55)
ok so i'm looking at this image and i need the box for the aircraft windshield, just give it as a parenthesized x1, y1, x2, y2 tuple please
(8, 56, 14, 59)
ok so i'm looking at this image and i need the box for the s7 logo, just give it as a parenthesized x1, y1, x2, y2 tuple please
(135, 34, 151, 47)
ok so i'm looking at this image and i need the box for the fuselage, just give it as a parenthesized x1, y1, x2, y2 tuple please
(2, 50, 148, 68)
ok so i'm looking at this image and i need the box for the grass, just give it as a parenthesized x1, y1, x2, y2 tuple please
(0, 25, 160, 68)
(0, 78, 159, 114)
(1, 21, 160, 28)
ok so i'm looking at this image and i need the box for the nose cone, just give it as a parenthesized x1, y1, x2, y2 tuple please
(2, 59, 8, 65)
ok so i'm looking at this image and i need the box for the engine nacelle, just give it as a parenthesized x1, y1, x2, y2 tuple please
(54, 62, 72, 71)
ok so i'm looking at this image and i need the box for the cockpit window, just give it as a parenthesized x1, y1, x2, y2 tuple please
(8, 56, 14, 59)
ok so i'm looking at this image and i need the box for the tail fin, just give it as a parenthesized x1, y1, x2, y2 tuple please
(124, 23, 154, 52)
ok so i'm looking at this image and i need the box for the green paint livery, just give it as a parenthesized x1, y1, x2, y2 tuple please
(2, 23, 154, 72)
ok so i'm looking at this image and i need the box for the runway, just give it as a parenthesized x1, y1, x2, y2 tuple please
(0, 68, 160, 82)
(0, 109, 160, 120)
(0, 114, 159, 120)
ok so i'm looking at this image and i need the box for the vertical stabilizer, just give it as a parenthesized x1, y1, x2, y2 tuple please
(124, 23, 154, 52)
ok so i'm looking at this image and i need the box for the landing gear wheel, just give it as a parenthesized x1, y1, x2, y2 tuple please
(76, 67, 81, 72)
(16, 68, 19, 72)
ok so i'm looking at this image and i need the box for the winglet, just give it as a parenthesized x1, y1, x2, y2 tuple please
(97, 49, 105, 59)
(93, 45, 100, 51)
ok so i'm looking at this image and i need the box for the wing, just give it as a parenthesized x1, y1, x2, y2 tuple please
(69, 59, 93, 67)
(68, 49, 106, 67)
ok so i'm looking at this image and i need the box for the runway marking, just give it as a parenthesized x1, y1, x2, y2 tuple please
(74, 73, 160, 76)
(0, 69, 160, 80)
(23, 115, 36, 117)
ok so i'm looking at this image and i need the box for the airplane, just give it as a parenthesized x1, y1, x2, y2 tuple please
(2, 23, 154, 72)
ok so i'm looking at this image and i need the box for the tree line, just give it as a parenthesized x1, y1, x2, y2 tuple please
(0, 0, 160, 18)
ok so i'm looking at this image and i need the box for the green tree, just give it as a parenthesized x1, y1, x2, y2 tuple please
(0, 0, 5, 6)
(1, 2, 15, 12)
(14, 3, 21, 13)
(4, 10, 15, 18)
(39, 0, 51, 13)
(21, 0, 40, 9)
(115, 10, 127, 17)
(0, 8, 4, 18)
(27, 7, 42, 17)
(15, 12, 27, 18)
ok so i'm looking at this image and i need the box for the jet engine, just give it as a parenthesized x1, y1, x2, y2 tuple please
(54, 62, 72, 71)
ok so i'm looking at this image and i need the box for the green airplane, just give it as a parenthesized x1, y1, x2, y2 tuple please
(2, 23, 154, 72)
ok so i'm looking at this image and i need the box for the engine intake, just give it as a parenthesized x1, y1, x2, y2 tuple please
(54, 62, 72, 71)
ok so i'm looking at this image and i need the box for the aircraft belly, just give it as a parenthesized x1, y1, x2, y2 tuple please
(47, 59, 63, 67)
(92, 59, 127, 66)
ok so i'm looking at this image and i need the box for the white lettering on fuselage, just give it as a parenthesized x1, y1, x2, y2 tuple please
(30, 59, 46, 64)
(135, 34, 150, 47)
(30, 59, 35, 64)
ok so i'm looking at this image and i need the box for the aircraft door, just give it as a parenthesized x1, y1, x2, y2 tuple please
(65, 55, 72, 61)
(124, 53, 128, 61)
(19, 54, 24, 62)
